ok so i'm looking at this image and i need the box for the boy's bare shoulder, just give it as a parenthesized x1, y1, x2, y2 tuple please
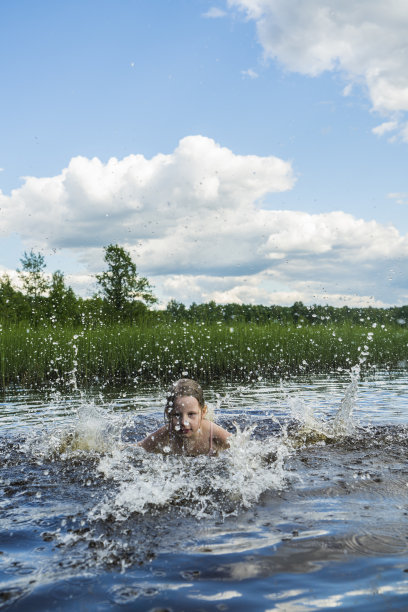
(138, 425, 169, 452)
(212, 422, 232, 444)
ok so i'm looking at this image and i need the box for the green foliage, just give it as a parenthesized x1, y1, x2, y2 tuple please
(17, 250, 49, 298)
(48, 271, 78, 324)
(0, 274, 30, 323)
(161, 300, 408, 328)
(15, 250, 50, 325)
(1, 246, 408, 338)
(166, 299, 187, 321)
(1, 321, 407, 388)
(95, 244, 157, 317)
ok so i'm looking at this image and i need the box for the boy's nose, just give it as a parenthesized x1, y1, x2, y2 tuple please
(176, 414, 188, 424)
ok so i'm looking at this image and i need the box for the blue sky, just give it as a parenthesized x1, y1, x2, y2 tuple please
(1, 0, 408, 306)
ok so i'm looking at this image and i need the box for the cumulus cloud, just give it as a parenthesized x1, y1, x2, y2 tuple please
(1, 135, 407, 306)
(228, 0, 408, 134)
(0, 135, 294, 252)
(202, 7, 227, 18)
(135, 208, 408, 281)
(155, 270, 393, 307)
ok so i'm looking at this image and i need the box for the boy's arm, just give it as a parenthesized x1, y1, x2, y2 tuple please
(213, 423, 232, 449)
(138, 425, 169, 452)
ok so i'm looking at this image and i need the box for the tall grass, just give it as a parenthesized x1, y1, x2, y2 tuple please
(1, 321, 407, 388)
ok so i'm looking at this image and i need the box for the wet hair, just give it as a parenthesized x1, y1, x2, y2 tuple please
(164, 378, 205, 422)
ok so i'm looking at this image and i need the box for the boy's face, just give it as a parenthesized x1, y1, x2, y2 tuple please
(170, 396, 205, 437)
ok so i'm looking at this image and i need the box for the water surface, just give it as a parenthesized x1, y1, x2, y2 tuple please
(1, 368, 408, 610)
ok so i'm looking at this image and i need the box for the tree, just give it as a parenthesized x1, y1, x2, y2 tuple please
(0, 273, 16, 303)
(0, 274, 29, 323)
(96, 244, 157, 314)
(166, 299, 187, 321)
(290, 301, 309, 324)
(17, 250, 49, 324)
(48, 270, 78, 323)
(17, 250, 49, 298)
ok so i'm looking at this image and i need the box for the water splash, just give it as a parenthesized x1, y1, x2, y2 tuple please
(2, 372, 408, 586)
(286, 366, 360, 444)
(330, 365, 359, 435)
(15, 368, 362, 531)
(12, 391, 294, 530)
(220, 422, 292, 509)
(91, 421, 292, 522)
(3, 370, 363, 574)
(22, 400, 125, 459)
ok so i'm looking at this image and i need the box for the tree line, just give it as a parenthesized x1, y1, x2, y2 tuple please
(0, 244, 156, 326)
(0, 244, 407, 327)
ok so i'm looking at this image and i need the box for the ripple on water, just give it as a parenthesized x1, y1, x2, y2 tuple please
(0, 586, 29, 608)
(345, 532, 408, 557)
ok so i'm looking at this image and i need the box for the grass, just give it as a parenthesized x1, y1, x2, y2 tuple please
(1, 321, 407, 388)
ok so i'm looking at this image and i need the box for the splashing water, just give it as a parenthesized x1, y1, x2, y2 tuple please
(10, 389, 295, 569)
(10, 396, 295, 573)
(2, 369, 408, 609)
(14, 365, 364, 541)
(22, 400, 125, 460)
(91, 421, 292, 523)
(284, 366, 360, 445)
(331, 365, 360, 434)
(18, 367, 362, 532)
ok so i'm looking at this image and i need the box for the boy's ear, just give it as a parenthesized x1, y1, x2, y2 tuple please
(202, 404, 207, 415)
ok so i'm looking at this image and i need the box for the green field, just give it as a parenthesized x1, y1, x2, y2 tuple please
(1, 321, 407, 388)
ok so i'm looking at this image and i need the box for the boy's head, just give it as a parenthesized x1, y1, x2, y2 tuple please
(165, 378, 205, 421)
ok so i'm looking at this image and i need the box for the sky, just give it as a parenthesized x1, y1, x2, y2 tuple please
(1, 0, 408, 308)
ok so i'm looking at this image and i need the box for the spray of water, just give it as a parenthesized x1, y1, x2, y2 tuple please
(22, 399, 125, 460)
(91, 421, 292, 522)
(285, 366, 360, 445)
(331, 365, 360, 434)
(18, 365, 362, 536)
(1, 369, 369, 574)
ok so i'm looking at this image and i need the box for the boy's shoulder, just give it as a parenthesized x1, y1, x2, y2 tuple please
(211, 421, 231, 443)
(139, 425, 169, 452)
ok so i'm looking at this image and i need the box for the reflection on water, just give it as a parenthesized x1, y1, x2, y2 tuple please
(1, 368, 408, 610)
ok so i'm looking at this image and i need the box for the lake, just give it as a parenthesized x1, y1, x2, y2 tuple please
(1, 367, 408, 610)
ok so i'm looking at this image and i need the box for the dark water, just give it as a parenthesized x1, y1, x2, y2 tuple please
(1, 368, 408, 610)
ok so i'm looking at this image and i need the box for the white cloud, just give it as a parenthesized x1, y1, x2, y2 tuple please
(372, 121, 398, 137)
(388, 192, 408, 205)
(0, 267, 22, 289)
(342, 83, 353, 97)
(0, 135, 294, 250)
(228, 0, 408, 133)
(155, 271, 390, 307)
(202, 7, 227, 18)
(399, 121, 408, 143)
(0, 264, 95, 297)
(241, 68, 259, 79)
(1, 135, 407, 306)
